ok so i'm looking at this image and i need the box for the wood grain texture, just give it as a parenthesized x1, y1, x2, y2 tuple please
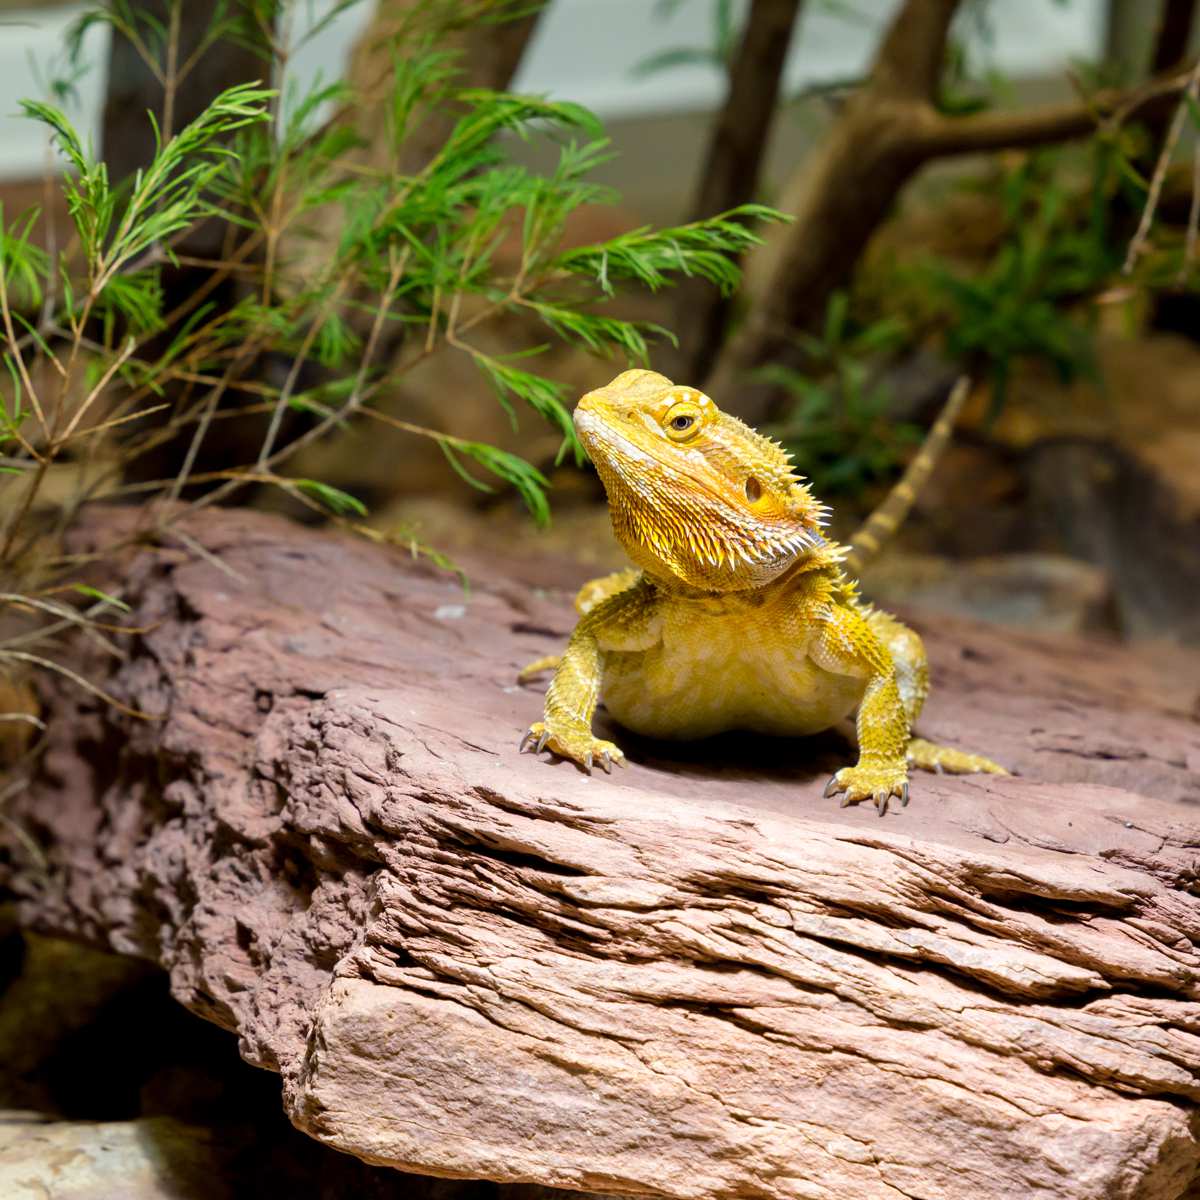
(4, 507, 1200, 1199)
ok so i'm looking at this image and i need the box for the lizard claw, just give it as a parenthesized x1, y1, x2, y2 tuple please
(519, 725, 553, 755)
(824, 762, 910, 814)
(520, 721, 626, 774)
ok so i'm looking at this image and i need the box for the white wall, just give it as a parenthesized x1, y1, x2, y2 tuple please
(0, 0, 373, 181)
(0, 0, 1106, 181)
(513, 0, 1106, 118)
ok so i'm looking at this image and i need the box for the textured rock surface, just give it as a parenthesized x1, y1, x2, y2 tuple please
(4, 507, 1200, 1200)
(0, 927, 604, 1200)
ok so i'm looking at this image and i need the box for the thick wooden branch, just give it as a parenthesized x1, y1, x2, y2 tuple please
(869, 0, 963, 100)
(700, 0, 967, 413)
(913, 102, 1111, 156)
(345, 0, 544, 176)
(670, 0, 804, 381)
(703, 99, 928, 415)
(916, 70, 1195, 158)
(1152, 0, 1199, 74)
(704, 42, 1196, 423)
(4, 508, 1200, 1199)
(692, 0, 804, 220)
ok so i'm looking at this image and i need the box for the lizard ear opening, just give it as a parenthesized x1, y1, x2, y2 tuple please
(744, 475, 763, 503)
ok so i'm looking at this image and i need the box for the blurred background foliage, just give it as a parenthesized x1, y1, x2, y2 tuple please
(2, 0, 1200, 766)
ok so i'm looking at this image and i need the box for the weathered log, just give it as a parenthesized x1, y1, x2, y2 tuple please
(4, 507, 1200, 1200)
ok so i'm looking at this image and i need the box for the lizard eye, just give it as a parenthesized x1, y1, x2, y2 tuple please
(664, 403, 702, 440)
(744, 475, 762, 503)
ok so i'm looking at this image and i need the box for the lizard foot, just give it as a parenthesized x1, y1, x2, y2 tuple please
(824, 761, 909, 816)
(907, 737, 1009, 776)
(520, 721, 626, 774)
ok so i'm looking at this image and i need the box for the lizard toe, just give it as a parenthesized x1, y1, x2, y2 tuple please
(826, 762, 909, 813)
(521, 722, 625, 774)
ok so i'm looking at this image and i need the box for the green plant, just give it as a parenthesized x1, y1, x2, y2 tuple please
(0, 0, 781, 787)
(756, 291, 920, 497)
(912, 148, 1119, 407)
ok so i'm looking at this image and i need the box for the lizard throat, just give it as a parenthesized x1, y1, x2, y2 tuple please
(577, 410, 825, 589)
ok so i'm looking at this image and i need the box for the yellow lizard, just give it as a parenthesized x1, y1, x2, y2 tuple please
(519, 369, 1006, 813)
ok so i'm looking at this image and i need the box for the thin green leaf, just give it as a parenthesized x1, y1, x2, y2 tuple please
(293, 479, 368, 517)
(70, 584, 131, 612)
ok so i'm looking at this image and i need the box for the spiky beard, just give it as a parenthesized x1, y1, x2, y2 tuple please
(597, 454, 827, 591)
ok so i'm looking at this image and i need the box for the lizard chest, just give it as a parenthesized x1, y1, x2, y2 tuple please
(598, 592, 864, 740)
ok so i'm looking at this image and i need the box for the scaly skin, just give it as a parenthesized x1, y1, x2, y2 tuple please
(520, 369, 1006, 813)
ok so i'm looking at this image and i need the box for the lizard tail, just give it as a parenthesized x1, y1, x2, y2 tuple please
(842, 376, 971, 577)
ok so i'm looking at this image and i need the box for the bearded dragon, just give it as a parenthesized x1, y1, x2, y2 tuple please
(519, 369, 1006, 813)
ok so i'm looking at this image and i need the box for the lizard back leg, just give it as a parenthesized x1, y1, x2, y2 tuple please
(868, 609, 1008, 777)
(907, 737, 1008, 776)
(517, 654, 561, 683)
(517, 568, 642, 682)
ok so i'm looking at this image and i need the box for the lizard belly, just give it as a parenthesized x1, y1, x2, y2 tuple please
(600, 618, 865, 741)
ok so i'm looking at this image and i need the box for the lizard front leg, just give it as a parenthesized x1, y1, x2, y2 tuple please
(810, 602, 910, 814)
(521, 580, 660, 773)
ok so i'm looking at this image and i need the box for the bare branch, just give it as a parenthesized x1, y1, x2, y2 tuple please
(916, 66, 1197, 158)
(705, 33, 1200, 421)
(1125, 59, 1200, 272)
(1152, 0, 1199, 74)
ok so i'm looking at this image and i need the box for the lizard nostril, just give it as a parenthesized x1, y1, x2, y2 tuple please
(744, 476, 762, 503)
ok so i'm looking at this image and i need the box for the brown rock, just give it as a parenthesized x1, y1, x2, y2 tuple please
(4, 507, 1200, 1199)
(1024, 438, 1200, 642)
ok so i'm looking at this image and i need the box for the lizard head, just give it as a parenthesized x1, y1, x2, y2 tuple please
(574, 369, 831, 590)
